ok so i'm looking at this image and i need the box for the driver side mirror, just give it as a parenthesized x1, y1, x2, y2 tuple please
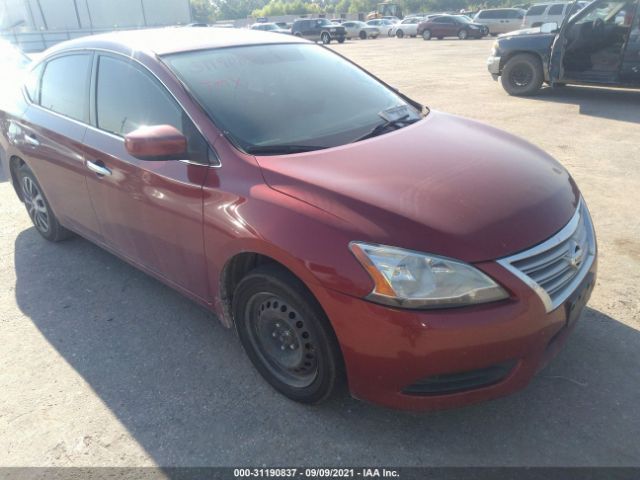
(540, 22, 559, 33)
(124, 125, 187, 161)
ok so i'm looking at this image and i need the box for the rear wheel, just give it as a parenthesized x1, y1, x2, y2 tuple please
(337, 37, 345, 43)
(359, 30, 367, 39)
(422, 29, 431, 40)
(321, 32, 330, 44)
(233, 265, 344, 404)
(396, 29, 404, 38)
(458, 29, 468, 40)
(17, 164, 72, 242)
(501, 53, 544, 96)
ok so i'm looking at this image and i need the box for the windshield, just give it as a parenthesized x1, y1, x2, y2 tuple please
(163, 44, 421, 154)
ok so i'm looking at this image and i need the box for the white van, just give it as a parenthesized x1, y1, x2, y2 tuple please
(522, 2, 588, 28)
(473, 8, 526, 35)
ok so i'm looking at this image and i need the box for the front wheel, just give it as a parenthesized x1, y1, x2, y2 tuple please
(396, 29, 404, 38)
(17, 164, 72, 242)
(321, 32, 330, 44)
(422, 29, 431, 40)
(359, 30, 367, 39)
(501, 53, 544, 96)
(233, 265, 344, 404)
(458, 29, 468, 40)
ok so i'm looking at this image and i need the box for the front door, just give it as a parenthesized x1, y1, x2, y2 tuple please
(621, 1, 640, 82)
(551, 0, 637, 83)
(82, 53, 212, 301)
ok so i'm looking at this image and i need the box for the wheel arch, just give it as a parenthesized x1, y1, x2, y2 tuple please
(9, 155, 26, 202)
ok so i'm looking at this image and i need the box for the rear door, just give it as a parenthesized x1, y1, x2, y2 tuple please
(19, 53, 101, 239)
(82, 53, 212, 301)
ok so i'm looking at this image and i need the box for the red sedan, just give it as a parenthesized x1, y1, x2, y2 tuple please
(418, 15, 489, 40)
(0, 29, 596, 410)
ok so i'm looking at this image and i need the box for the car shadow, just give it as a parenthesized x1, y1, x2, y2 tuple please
(12, 227, 640, 466)
(533, 85, 640, 123)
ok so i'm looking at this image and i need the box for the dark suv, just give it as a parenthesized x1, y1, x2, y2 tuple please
(292, 18, 346, 44)
(488, 0, 640, 95)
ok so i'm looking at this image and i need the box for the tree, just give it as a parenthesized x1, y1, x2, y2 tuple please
(190, 0, 215, 22)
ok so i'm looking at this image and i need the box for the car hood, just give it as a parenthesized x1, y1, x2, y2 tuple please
(254, 111, 579, 263)
(499, 26, 555, 38)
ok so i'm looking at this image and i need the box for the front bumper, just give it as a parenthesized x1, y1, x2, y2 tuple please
(311, 257, 597, 411)
(487, 55, 501, 79)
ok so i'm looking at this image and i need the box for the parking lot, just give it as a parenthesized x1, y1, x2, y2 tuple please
(1, 36, 639, 467)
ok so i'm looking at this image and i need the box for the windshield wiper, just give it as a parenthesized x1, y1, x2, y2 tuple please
(353, 114, 419, 143)
(245, 145, 328, 155)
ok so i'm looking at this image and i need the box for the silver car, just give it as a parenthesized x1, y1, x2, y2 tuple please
(342, 21, 380, 39)
(473, 8, 526, 35)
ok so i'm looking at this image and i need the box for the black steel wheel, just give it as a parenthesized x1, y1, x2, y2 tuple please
(17, 163, 72, 242)
(501, 53, 544, 96)
(359, 30, 367, 39)
(233, 265, 344, 404)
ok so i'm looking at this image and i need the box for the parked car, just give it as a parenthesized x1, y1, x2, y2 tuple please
(522, 1, 588, 27)
(473, 8, 527, 35)
(390, 17, 423, 37)
(342, 21, 380, 39)
(250, 22, 290, 34)
(418, 14, 489, 39)
(292, 18, 346, 43)
(366, 18, 396, 36)
(488, 0, 640, 95)
(1, 28, 597, 411)
(382, 15, 401, 23)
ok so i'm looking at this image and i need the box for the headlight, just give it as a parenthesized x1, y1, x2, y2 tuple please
(350, 242, 508, 309)
(491, 40, 499, 56)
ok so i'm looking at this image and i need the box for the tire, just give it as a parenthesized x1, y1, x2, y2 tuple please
(17, 164, 72, 242)
(321, 32, 330, 44)
(422, 29, 431, 40)
(294, 32, 302, 37)
(490, 33, 498, 37)
(501, 53, 544, 96)
(337, 37, 345, 43)
(438, 36, 444, 40)
(233, 264, 344, 404)
(458, 29, 468, 40)
(396, 29, 404, 38)
(359, 30, 367, 39)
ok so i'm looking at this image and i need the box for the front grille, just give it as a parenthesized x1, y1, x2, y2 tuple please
(498, 199, 596, 313)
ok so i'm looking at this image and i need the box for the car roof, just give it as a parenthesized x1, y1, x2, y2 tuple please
(44, 27, 307, 57)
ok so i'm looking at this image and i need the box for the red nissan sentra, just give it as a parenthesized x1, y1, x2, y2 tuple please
(0, 28, 597, 410)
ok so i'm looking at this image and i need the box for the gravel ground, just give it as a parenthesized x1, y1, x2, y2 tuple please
(0, 37, 639, 467)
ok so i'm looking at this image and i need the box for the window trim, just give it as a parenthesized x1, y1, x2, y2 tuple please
(23, 47, 220, 168)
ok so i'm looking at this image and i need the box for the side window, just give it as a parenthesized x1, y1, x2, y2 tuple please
(528, 5, 547, 15)
(549, 4, 565, 15)
(24, 63, 44, 103)
(494, 10, 508, 19)
(40, 54, 91, 122)
(96, 55, 210, 164)
(508, 9, 522, 18)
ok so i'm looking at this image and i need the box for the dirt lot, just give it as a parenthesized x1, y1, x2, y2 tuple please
(1, 37, 639, 467)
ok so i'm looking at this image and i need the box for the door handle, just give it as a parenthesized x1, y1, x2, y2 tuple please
(24, 134, 40, 147)
(86, 160, 112, 176)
